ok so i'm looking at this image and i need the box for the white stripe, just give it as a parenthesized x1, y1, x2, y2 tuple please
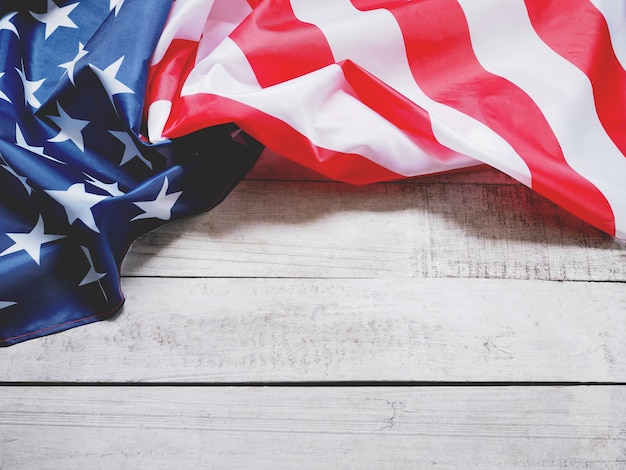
(290, 0, 532, 186)
(151, 0, 215, 66)
(147, 99, 172, 143)
(180, 38, 478, 177)
(151, 0, 251, 66)
(196, 0, 253, 64)
(458, 0, 626, 238)
(588, 0, 626, 71)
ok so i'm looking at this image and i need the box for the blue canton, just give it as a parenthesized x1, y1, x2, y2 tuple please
(0, 0, 262, 346)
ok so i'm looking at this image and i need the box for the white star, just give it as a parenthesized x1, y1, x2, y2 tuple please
(0, 11, 19, 38)
(84, 173, 124, 197)
(79, 246, 108, 300)
(0, 152, 31, 195)
(109, 130, 152, 169)
(30, 0, 79, 40)
(131, 177, 182, 221)
(0, 301, 17, 309)
(89, 57, 134, 109)
(0, 215, 65, 265)
(79, 246, 106, 285)
(15, 63, 45, 109)
(59, 42, 88, 85)
(230, 128, 250, 146)
(15, 124, 65, 165)
(47, 102, 89, 151)
(45, 183, 109, 233)
(0, 72, 10, 103)
(110, 0, 125, 16)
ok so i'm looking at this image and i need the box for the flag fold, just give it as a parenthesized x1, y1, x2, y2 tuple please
(146, 0, 626, 240)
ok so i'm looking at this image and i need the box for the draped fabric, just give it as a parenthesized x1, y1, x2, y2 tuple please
(1, 0, 625, 346)
(0, 1, 261, 346)
(146, 0, 626, 240)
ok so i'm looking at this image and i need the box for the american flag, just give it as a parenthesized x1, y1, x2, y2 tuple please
(0, 0, 261, 346)
(1, 0, 625, 345)
(146, 0, 626, 240)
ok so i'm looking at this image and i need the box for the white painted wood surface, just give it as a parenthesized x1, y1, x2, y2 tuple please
(1, 386, 624, 469)
(121, 180, 625, 281)
(2, 277, 626, 383)
(1, 151, 624, 468)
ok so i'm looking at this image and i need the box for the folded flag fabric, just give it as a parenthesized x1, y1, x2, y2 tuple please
(146, 0, 626, 240)
(0, 0, 262, 346)
(2, 0, 625, 346)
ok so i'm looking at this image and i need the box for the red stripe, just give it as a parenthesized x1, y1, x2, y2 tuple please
(350, 0, 614, 235)
(165, 92, 404, 184)
(145, 37, 398, 183)
(229, 0, 335, 88)
(340, 60, 465, 166)
(145, 38, 198, 119)
(525, 0, 626, 158)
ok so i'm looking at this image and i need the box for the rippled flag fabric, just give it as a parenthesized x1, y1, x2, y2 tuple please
(146, 0, 626, 240)
(0, 1, 262, 346)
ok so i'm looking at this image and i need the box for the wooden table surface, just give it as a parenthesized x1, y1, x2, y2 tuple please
(1, 151, 625, 469)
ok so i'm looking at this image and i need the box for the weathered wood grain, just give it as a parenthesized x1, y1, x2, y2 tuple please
(2, 277, 625, 383)
(121, 180, 625, 281)
(1, 386, 624, 469)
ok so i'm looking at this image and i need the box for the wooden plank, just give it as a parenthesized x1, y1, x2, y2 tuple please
(1, 385, 624, 469)
(121, 180, 625, 281)
(2, 277, 625, 383)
